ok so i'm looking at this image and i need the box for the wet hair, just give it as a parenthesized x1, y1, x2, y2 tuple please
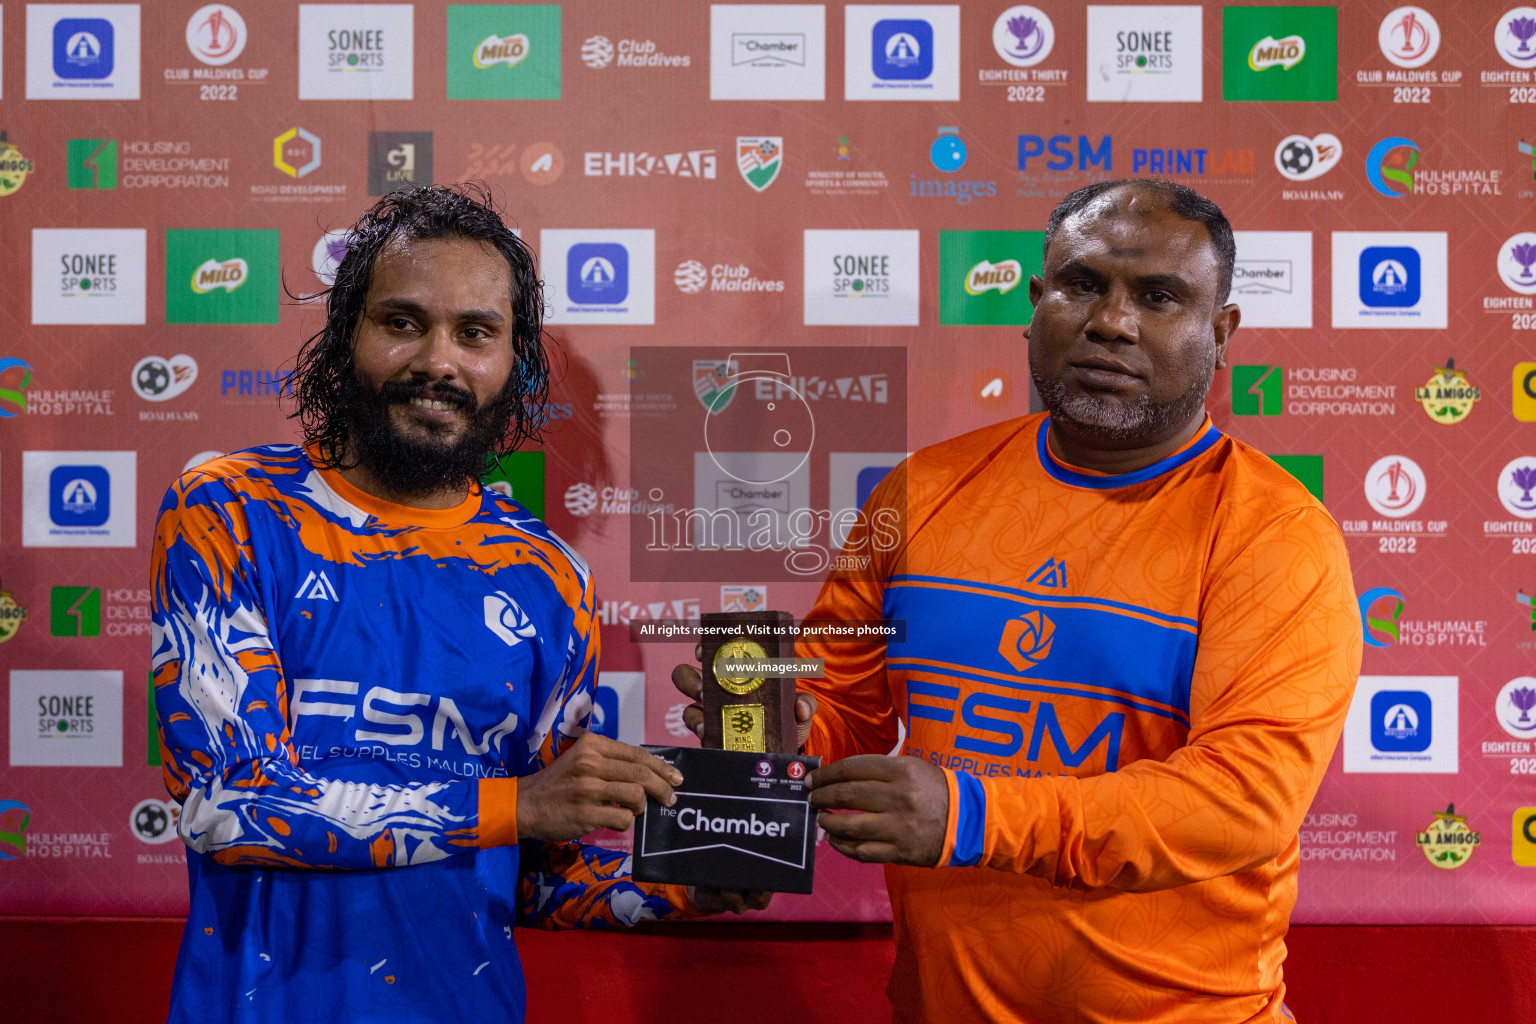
(1042, 179, 1237, 304)
(287, 182, 551, 468)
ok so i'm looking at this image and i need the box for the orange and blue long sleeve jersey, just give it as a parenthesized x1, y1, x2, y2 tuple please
(150, 445, 692, 1024)
(797, 413, 1361, 1024)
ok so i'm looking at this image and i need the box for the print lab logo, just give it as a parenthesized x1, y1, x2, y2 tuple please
(1274, 133, 1341, 181)
(1379, 7, 1439, 69)
(27, 5, 141, 100)
(186, 4, 246, 66)
(131, 355, 197, 402)
(1358, 587, 1405, 648)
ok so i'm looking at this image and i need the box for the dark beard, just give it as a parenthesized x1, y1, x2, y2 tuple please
(1031, 344, 1216, 448)
(339, 371, 518, 498)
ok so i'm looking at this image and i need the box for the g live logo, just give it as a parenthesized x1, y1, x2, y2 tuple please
(1515, 807, 1536, 866)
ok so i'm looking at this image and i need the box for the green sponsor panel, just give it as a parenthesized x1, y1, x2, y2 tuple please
(165, 229, 280, 324)
(50, 586, 101, 636)
(483, 451, 546, 518)
(1271, 455, 1324, 502)
(939, 230, 1042, 326)
(1222, 6, 1337, 102)
(447, 5, 561, 99)
(1231, 365, 1283, 416)
(148, 670, 160, 767)
(67, 139, 117, 189)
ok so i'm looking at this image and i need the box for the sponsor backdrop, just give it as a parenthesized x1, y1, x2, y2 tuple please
(0, 0, 1533, 926)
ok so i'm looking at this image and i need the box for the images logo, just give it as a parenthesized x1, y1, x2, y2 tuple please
(50, 586, 101, 637)
(132, 355, 197, 402)
(1366, 136, 1419, 197)
(938, 230, 1040, 326)
(1274, 132, 1340, 181)
(1498, 7, 1536, 69)
(1231, 365, 1281, 416)
(929, 127, 966, 172)
(1415, 805, 1481, 870)
(368, 132, 432, 195)
(0, 801, 31, 860)
(1499, 233, 1536, 295)
(1414, 359, 1480, 424)
(1359, 246, 1419, 307)
(1222, 6, 1336, 102)
(999, 610, 1054, 671)
(1364, 456, 1425, 519)
(1498, 677, 1536, 738)
(273, 127, 321, 178)
(737, 137, 782, 191)
(992, 6, 1053, 67)
(1379, 6, 1438, 68)
(165, 229, 278, 324)
(0, 359, 33, 417)
(1499, 456, 1536, 519)
(872, 19, 932, 81)
(447, 4, 561, 99)
(66, 139, 116, 190)
(1358, 586, 1405, 647)
(186, 4, 246, 66)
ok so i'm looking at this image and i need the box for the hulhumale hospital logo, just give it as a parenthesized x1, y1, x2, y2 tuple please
(1358, 587, 1405, 647)
(1367, 136, 1418, 196)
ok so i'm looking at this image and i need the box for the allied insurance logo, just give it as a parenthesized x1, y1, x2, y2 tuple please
(1414, 804, 1481, 870)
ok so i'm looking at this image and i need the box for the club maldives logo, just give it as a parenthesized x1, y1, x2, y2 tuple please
(1499, 456, 1536, 519)
(1379, 6, 1438, 69)
(1249, 35, 1304, 71)
(1414, 804, 1481, 870)
(186, 4, 246, 66)
(0, 358, 33, 417)
(992, 6, 1053, 67)
(1365, 455, 1426, 518)
(1358, 587, 1405, 647)
(1366, 136, 1419, 196)
(1498, 677, 1536, 738)
(474, 33, 529, 68)
(1500, 233, 1536, 295)
(1274, 133, 1341, 181)
(737, 137, 782, 192)
(1499, 8, 1536, 69)
(1414, 359, 1481, 424)
(998, 610, 1054, 671)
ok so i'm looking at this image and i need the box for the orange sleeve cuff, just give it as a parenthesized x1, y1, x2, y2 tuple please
(477, 776, 520, 849)
(936, 768, 961, 867)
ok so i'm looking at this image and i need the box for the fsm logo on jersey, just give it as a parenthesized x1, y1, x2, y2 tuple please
(844, 6, 959, 100)
(1085, 5, 1203, 102)
(23, 451, 136, 547)
(27, 4, 141, 99)
(31, 228, 147, 325)
(711, 4, 826, 100)
(1343, 676, 1457, 773)
(541, 230, 655, 324)
(1331, 231, 1447, 328)
(298, 3, 413, 100)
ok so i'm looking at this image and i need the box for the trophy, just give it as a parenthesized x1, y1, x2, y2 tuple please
(699, 610, 799, 754)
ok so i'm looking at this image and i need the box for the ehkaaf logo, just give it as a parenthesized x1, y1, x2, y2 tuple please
(998, 610, 1054, 671)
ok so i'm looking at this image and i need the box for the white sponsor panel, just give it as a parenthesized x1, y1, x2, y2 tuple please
(1343, 675, 1458, 774)
(31, 228, 147, 325)
(541, 229, 656, 325)
(9, 670, 124, 767)
(1330, 231, 1448, 329)
(21, 450, 137, 548)
(843, 4, 960, 102)
(1085, 5, 1202, 102)
(1231, 231, 1312, 328)
(26, 3, 142, 100)
(710, 4, 826, 100)
(298, 4, 413, 100)
(803, 229, 920, 326)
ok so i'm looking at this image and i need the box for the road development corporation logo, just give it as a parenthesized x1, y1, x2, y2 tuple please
(1415, 805, 1480, 870)
(1498, 677, 1536, 739)
(1415, 360, 1480, 424)
(22, 451, 137, 548)
(1499, 8, 1536, 69)
(165, 229, 278, 324)
(541, 230, 655, 325)
(993, 6, 1053, 67)
(1364, 455, 1426, 519)
(738, 137, 782, 191)
(1500, 233, 1536, 295)
(31, 229, 148, 326)
(804, 229, 920, 326)
(1274, 133, 1341, 182)
(1332, 232, 1447, 329)
(1221, 5, 1337, 101)
(8, 669, 124, 767)
(273, 127, 322, 178)
(1499, 457, 1536, 519)
(844, 5, 960, 101)
(1379, 6, 1438, 69)
(710, 4, 826, 100)
(27, 4, 142, 99)
(1345, 676, 1457, 773)
(448, 4, 561, 99)
(1085, 5, 1203, 102)
(186, 4, 246, 65)
(131, 355, 197, 402)
(298, 3, 413, 100)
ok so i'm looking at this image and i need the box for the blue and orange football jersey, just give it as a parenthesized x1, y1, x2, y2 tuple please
(151, 445, 692, 1024)
(798, 413, 1361, 1024)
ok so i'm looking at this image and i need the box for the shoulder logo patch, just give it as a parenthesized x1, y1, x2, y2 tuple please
(485, 591, 538, 646)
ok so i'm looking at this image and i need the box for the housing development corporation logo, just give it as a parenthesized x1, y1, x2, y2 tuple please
(1222, 5, 1337, 101)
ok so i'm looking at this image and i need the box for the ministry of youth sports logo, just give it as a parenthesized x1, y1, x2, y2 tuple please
(1364, 455, 1425, 518)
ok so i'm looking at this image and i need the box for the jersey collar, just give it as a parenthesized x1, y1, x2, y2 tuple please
(305, 445, 482, 529)
(1036, 415, 1222, 490)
